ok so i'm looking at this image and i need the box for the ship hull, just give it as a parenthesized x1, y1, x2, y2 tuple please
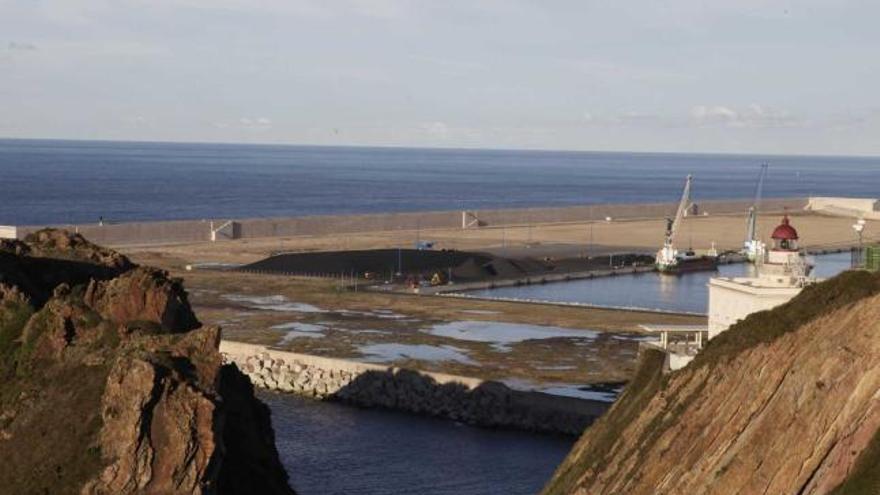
(656, 256, 719, 275)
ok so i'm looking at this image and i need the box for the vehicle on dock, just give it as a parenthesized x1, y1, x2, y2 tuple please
(655, 175, 719, 274)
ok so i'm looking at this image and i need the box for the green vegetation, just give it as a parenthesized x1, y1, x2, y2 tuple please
(694, 270, 880, 368)
(0, 299, 34, 382)
(0, 299, 32, 358)
(0, 296, 110, 494)
(16, 306, 53, 371)
(0, 362, 108, 495)
(542, 349, 666, 495)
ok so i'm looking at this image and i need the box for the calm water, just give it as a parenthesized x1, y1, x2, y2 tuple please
(469, 252, 854, 314)
(261, 391, 572, 495)
(1, 139, 879, 225)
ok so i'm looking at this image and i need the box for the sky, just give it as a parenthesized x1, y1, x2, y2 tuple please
(1, 0, 879, 155)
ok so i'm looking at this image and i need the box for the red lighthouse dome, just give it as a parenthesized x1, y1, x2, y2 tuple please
(771, 215, 799, 241)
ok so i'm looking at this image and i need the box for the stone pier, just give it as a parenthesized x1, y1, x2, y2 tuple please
(220, 341, 609, 436)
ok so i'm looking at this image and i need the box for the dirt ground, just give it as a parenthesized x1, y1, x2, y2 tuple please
(129, 212, 875, 266)
(120, 210, 874, 389)
(130, 252, 702, 387)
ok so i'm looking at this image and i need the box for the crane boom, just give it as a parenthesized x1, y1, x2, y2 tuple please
(655, 174, 695, 271)
(667, 174, 692, 246)
(753, 163, 767, 206)
(745, 164, 768, 243)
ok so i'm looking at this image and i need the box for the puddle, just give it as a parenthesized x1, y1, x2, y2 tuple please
(533, 365, 577, 371)
(272, 322, 327, 332)
(538, 384, 624, 402)
(279, 331, 326, 341)
(222, 294, 326, 313)
(270, 322, 328, 342)
(503, 378, 623, 403)
(424, 320, 599, 352)
(610, 334, 657, 342)
(357, 343, 477, 365)
(339, 309, 408, 319)
(372, 309, 408, 319)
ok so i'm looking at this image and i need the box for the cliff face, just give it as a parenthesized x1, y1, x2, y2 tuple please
(544, 270, 880, 495)
(0, 230, 294, 495)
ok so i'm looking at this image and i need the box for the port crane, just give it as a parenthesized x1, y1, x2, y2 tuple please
(655, 175, 693, 271)
(743, 163, 768, 262)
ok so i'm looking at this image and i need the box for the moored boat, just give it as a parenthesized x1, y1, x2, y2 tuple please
(654, 175, 719, 275)
(656, 250, 719, 274)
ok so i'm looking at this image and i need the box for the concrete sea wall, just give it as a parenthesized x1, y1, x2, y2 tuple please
(13, 197, 807, 247)
(220, 341, 608, 436)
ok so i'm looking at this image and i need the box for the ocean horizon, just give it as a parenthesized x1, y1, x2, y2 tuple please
(2, 138, 878, 226)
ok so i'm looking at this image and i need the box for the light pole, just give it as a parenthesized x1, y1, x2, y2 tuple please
(589, 221, 594, 256)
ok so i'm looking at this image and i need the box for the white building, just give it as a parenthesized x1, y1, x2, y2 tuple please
(707, 215, 814, 339)
(644, 215, 816, 371)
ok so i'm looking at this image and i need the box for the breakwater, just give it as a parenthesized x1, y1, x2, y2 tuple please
(8, 197, 806, 247)
(220, 341, 608, 436)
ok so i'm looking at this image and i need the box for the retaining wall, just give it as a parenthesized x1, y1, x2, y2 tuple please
(220, 341, 608, 435)
(16, 197, 808, 247)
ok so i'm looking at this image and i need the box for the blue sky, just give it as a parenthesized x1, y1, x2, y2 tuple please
(1, 1, 878, 155)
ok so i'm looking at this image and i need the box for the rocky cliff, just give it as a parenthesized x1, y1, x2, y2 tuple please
(544, 270, 880, 495)
(0, 230, 295, 495)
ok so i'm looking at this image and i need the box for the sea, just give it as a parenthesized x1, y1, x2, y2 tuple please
(263, 392, 571, 495)
(1, 138, 879, 226)
(2, 138, 878, 495)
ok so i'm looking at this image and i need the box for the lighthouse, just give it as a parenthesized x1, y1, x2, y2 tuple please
(707, 215, 815, 339)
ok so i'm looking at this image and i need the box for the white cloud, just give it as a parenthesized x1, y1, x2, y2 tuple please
(690, 104, 808, 128)
(579, 110, 665, 128)
(7, 42, 38, 51)
(421, 121, 449, 139)
(213, 117, 273, 130)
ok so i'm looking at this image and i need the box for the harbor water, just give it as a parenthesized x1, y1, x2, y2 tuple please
(261, 391, 572, 495)
(468, 252, 854, 314)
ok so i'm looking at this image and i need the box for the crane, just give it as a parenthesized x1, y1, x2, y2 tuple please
(655, 175, 693, 271)
(743, 163, 768, 262)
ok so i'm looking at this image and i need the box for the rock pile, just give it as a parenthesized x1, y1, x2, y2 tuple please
(224, 344, 603, 436)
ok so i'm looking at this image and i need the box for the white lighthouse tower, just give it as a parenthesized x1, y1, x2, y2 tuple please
(707, 214, 814, 339)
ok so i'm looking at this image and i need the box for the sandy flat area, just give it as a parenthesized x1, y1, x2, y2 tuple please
(124, 212, 876, 266)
